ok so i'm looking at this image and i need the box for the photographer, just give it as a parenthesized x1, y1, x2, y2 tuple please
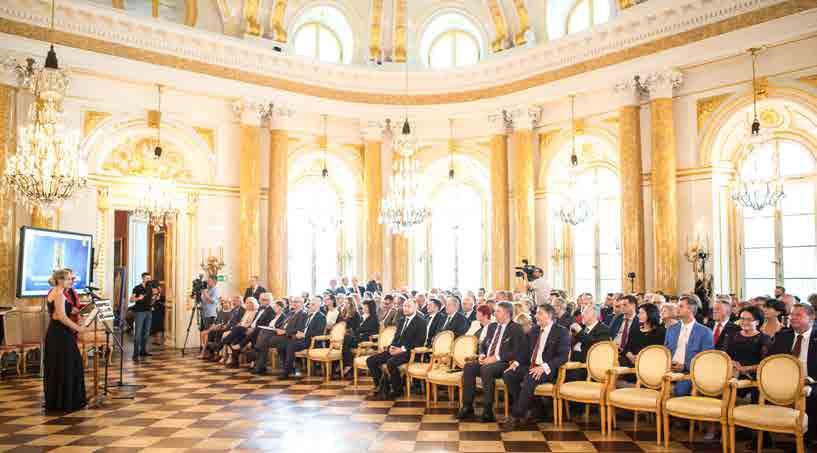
(130, 272, 153, 361)
(199, 277, 220, 352)
(526, 267, 551, 306)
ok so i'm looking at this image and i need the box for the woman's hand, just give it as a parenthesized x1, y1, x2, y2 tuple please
(76, 324, 85, 334)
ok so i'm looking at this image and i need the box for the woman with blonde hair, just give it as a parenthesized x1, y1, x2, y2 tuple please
(44, 269, 87, 411)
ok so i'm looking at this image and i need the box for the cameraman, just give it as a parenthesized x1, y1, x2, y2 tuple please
(130, 272, 153, 361)
(527, 267, 551, 306)
(199, 276, 220, 350)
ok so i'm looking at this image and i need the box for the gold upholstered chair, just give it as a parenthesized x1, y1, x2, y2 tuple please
(427, 335, 479, 407)
(606, 345, 672, 445)
(556, 340, 618, 433)
(353, 325, 396, 387)
(406, 331, 455, 402)
(306, 321, 347, 382)
(662, 349, 732, 453)
(728, 354, 808, 453)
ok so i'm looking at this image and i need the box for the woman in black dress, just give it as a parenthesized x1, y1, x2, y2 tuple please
(342, 299, 378, 377)
(150, 286, 165, 346)
(44, 269, 87, 412)
(621, 303, 666, 368)
(720, 305, 770, 401)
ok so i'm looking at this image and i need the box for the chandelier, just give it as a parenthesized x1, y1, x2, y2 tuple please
(558, 95, 593, 226)
(2, 0, 87, 211)
(730, 47, 784, 211)
(379, 62, 430, 235)
(133, 85, 179, 230)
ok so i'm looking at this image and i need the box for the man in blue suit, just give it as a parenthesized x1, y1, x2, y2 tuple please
(664, 294, 713, 395)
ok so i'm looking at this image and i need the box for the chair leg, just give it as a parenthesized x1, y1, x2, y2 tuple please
(729, 424, 736, 453)
(307, 359, 312, 377)
(353, 367, 358, 388)
(655, 410, 661, 446)
(325, 361, 330, 382)
(600, 404, 606, 435)
(504, 390, 509, 419)
(721, 423, 728, 453)
(584, 404, 590, 423)
(406, 376, 411, 399)
(756, 431, 762, 453)
(425, 381, 430, 408)
(458, 386, 463, 409)
(795, 432, 805, 453)
(689, 420, 694, 442)
(663, 413, 670, 449)
(634, 410, 638, 433)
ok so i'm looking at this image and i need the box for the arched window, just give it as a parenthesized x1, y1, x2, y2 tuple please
(548, 0, 612, 39)
(740, 140, 817, 298)
(291, 5, 354, 64)
(430, 183, 484, 290)
(420, 12, 483, 69)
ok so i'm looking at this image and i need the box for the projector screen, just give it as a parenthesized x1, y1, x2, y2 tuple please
(17, 226, 93, 298)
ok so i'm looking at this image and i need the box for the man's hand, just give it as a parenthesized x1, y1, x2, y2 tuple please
(625, 352, 636, 363)
(295, 331, 305, 339)
(274, 328, 285, 335)
(570, 323, 582, 333)
(529, 365, 545, 380)
(388, 346, 403, 356)
(671, 361, 684, 372)
(504, 361, 519, 374)
(479, 355, 498, 365)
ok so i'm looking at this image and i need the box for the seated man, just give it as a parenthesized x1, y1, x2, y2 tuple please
(567, 303, 611, 381)
(439, 295, 468, 338)
(503, 304, 570, 429)
(664, 294, 713, 395)
(280, 296, 326, 378)
(253, 297, 306, 374)
(366, 296, 427, 399)
(423, 298, 444, 347)
(228, 293, 275, 366)
(204, 296, 244, 360)
(457, 301, 524, 422)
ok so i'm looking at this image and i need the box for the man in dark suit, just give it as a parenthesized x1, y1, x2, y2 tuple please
(366, 273, 383, 294)
(204, 295, 245, 360)
(609, 294, 641, 360)
(457, 301, 524, 422)
(424, 298, 445, 346)
(708, 297, 739, 350)
(440, 296, 468, 337)
(266, 297, 307, 371)
(243, 275, 267, 302)
(366, 296, 428, 399)
(462, 295, 477, 324)
(379, 294, 399, 327)
(769, 303, 817, 444)
(228, 293, 276, 367)
(280, 296, 327, 378)
(568, 304, 611, 380)
(600, 293, 616, 325)
(503, 304, 571, 429)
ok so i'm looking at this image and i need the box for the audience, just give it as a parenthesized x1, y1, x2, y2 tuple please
(367, 297, 427, 399)
(665, 295, 713, 395)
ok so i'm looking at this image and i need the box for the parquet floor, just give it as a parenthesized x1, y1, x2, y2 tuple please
(0, 347, 801, 452)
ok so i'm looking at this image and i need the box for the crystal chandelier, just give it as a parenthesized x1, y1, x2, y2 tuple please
(731, 47, 784, 211)
(378, 62, 430, 235)
(133, 85, 179, 231)
(558, 95, 592, 226)
(2, 0, 87, 212)
(307, 114, 341, 233)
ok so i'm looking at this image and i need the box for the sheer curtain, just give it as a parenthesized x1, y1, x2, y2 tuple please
(428, 184, 484, 291)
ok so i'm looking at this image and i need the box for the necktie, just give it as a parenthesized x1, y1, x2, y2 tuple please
(793, 334, 804, 358)
(304, 314, 314, 332)
(621, 319, 630, 348)
(398, 317, 411, 342)
(713, 322, 722, 345)
(444, 316, 452, 329)
(488, 324, 503, 357)
(530, 330, 543, 365)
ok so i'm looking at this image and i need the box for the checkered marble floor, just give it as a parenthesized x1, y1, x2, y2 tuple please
(0, 347, 800, 452)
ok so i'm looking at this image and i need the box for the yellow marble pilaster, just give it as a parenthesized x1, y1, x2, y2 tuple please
(489, 134, 510, 291)
(267, 129, 288, 297)
(392, 0, 407, 63)
(511, 128, 535, 268)
(0, 84, 16, 304)
(650, 97, 679, 294)
(239, 125, 262, 287)
(618, 104, 646, 292)
(363, 135, 383, 279)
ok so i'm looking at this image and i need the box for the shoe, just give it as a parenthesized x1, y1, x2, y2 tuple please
(254, 370, 268, 376)
(480, 408, 496, 423)
(502, 417, 519, 431)
(131, 355, 139, 362)
(456, 406, 475, 420)
(703, 431, 717, 441)
(140, 352, 152, 357)
(387, 390, 404, 400)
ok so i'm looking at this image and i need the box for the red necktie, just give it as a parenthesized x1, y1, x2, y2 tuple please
(713, 323, 722, 345)
(530, 332, 543, 365)
(488, 325, 502, 357)
(793, 334, 804, 358)
(621, 319, 630, 348)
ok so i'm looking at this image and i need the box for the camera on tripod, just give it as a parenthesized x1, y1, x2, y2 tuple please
(514, 259, 539, 282)
(190, 274, 206, 302)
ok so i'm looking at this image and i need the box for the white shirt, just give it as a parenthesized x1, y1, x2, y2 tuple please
(534, 322, 554, 374)
(250, 306, 268, 328)
(530, 277, 551, 305)
(614, 316, 634, 347)
(794, 326, 812, 367)
(672, 320, 696, 365)
(463, 310, 474, 320)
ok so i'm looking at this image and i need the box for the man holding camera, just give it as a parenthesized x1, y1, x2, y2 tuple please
(130, 272, 153, 361)
(199, 277, 220, 351)
(527, 267, 551, 306)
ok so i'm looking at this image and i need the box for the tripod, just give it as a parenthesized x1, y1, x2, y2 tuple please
(86, 289, 141, 400)
(181, 298, 201, 356)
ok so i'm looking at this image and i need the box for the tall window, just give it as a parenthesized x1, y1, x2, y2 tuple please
(567, 0, 611, 34)
(291, 6, 353, 64)
(741, 140, 817, 298)
(420, 12, 483, 69)
(287, 177, 341, 294)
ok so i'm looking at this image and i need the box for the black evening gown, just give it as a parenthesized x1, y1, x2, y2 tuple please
(44, 297, 87, 412)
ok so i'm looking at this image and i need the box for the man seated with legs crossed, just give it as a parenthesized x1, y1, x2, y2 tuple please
(366, 296, 428, 399)
(457, 301, 524, 422)
(502, 304, 570, 430)
(280, 296, 326, 378)
(254, 297, 307, 374)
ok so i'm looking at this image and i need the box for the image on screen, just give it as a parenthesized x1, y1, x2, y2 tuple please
(17, 227, 93, 298)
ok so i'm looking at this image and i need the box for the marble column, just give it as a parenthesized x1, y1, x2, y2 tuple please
(647, 70, 683, 294)
(510, 109, 538, 269)
(489, 130, 510, 291)
(267, 128, 289, 297)
(616, 84, 646, 292)
(362, 124, 384, 280)
(239, 124, 262, 287)
(0, 85, 16, 304)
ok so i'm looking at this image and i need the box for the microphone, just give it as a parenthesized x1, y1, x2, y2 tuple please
(85, 285, 100, 292)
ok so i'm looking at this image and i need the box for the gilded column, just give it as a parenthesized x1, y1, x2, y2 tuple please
(0, 85, 16, 304)
(239, 124, 262, 287)
(267, 128, 288, 297)
(615, 84, 646, 292)
(489, 128, 510, 291)
(510, 108, 538, 269)
(647, 70, 683, 294)
(95, 187, 110, 294)
(362, 124, 384, 280)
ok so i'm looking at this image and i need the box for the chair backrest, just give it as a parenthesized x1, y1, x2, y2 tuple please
(431, 330, 455, 356)
(635, 345, 672, 389)
(586, 341, 618, 382)
(690, 349, 731, 396)
(378, 326, 397, 351)
(328, 321, 346, 347)
(757, 353, 804, 405)
(465, 320, 481, 336)
(451, 335, 479, 368)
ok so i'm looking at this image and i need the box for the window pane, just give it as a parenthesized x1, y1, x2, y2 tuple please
(568, 0, 591, 34)
(599, 254, 620, 280)
(783, 247, 817, 278)
(782, 214, 816, 247)
(294, 24, 317, 58)
(454, 32, 479, 67)
(782, 182, 815, 215)
(743, 215, 775, 248)
(593, 0, 611, 24)
(743, 247, 775, 278)
(429, 34, 453, 69)
(575, 278, 596, 297)
(317, 26, 342, 63)
(744, 279, 776, 298)
(779, 141, 816, 177)
(782, 279, 817, 299)
(600, 279, 620, 297)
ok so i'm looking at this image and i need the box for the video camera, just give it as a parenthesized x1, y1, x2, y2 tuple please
(191, 274, 207, 302)
(514, 259, 539, 282)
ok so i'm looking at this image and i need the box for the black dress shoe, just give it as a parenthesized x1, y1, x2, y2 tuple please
(131, 355, 139, 362)
(387, 390, 404, 400)
(480, 408, 496, 423)
(501, 417, 519, 431)
(456, 406, 475, 420)
(141, 352, 152, 356)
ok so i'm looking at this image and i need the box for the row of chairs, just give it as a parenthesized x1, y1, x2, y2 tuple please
(351, 331, 808, 453)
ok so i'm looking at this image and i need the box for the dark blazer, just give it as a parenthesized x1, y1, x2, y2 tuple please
(708, 319, 740, 351)
(769, 323, 817, 380)
(356, 315, 380, 342)
(479, 321, 525, 363)
(439, 312, 469, 337)
(557, 312, 573, 329)
(243, 286, 267, 301)
(225, 307, 246, 329)
(600, 306, 615, 325)
(572, 321, 612, 363)
(522, 323, 571, 381)
(380, 307, 399, 327)
(424, 312, 446, 346)
(391, 314, 428, 351)
(609, 314, 641, 349)
(283, 310, 307, 337)
(463, 310, 477, 324)
(266, 312, 287, 329)
(366, 280, 382, 294)
(251, 305, 276, 329)
(302, 311, 327, 341)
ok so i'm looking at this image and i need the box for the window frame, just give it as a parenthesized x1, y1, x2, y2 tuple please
(292, 21, 344, 63)
(427, 28, 481, 69)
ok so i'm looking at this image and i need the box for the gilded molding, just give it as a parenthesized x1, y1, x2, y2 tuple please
(696, 93, 732, 134)
(799, 74, 817, 89)
(111, 0, 124, 9)
(184, 0, 197, 27)
(618, 105, 645, 292)
(83, 110, 110, 139)
(269, 0, 288, 42)
(363, 138, 383, 278)
(511, 0, 531, 46)
(618, 0, 636, 9)
(486, 0, 509, 52)
(511, 129, 535, 266)
(193, 126, 215, 153)
(239, 125, 262, 286)
(368, 0, 384, 61)
(244, 0, 262, 36)
(95, 186, 110, 294)
(392, 0, 407, 63)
